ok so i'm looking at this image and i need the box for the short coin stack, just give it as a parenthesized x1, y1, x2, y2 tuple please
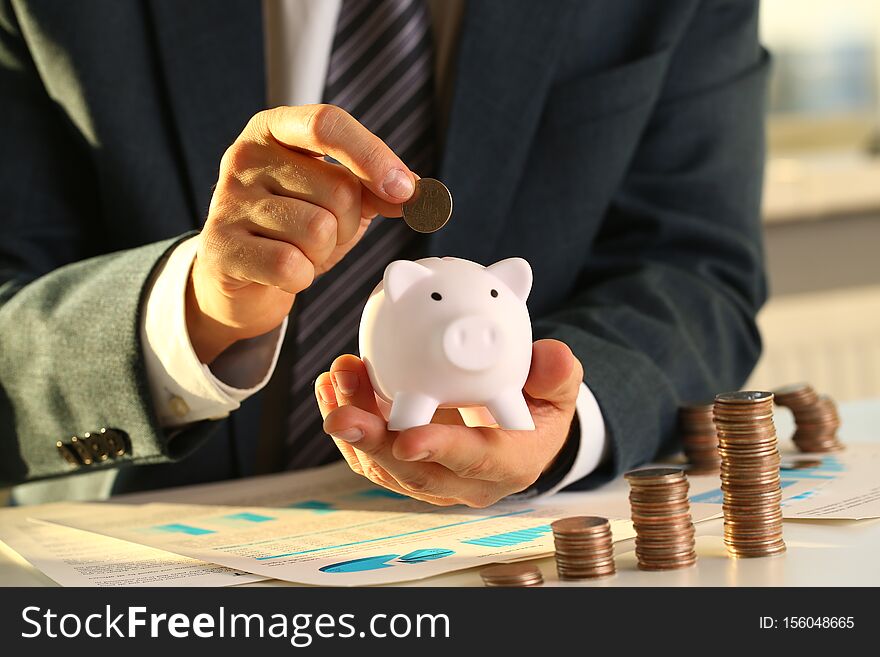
(773, 383, 843, 452)
(678, 402, 721, 474)
(625, 468, 697, 570)
(551, 516, 616, 579)
(480, 562, 544, 587)
(714, 391, 786, 558)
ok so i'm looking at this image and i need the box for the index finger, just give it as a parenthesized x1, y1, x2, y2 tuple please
(257, 105, 416, 203)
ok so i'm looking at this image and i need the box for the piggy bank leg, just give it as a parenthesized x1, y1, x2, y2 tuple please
(388, 393, 439, 431)
(487, 391, 535, 431)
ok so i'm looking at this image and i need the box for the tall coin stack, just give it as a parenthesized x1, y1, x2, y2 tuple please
(551, 516, 616, 579)
(773, 383, 843, 452)
(625, 468, 697, 570)
(714, 391, 786, 558)
(678, 402, 721, 474)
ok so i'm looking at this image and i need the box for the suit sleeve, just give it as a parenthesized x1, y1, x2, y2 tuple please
(0, 1, 215, 486)
(532, 0, 769, 489)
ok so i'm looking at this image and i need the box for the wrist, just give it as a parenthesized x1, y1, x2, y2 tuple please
(185, 261, 244, 364)
(541, 413, 580, 475)
(533, 415, 580, 493)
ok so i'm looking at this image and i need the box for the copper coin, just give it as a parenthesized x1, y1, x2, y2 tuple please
(624, 467, 685, 481)
(715, 390, 774, 403)
(551, 516, 611, 535)
(401, 177, 453, 233)
(480, 562, 544, 587)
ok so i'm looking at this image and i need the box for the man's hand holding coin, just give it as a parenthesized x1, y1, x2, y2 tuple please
(187, 104, 417, 363)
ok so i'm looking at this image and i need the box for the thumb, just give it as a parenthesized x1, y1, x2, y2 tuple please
(523, 339, 583, 408)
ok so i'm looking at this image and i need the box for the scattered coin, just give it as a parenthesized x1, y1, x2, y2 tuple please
(402, 177, 453, 233)
(773, 383, 843, 452)
(781, 459, 823, 470)
(714, 390, 786, 558)
(551, 516, 616, 579)
(624, 468, 697, 570)
(679, 402, 720, 474)
(480, 562, 544, 587)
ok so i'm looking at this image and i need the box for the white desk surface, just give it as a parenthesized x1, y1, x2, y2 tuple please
(2, 399, 878, 587)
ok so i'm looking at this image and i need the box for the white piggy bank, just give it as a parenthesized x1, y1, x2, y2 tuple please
(358, 256, 535, 432)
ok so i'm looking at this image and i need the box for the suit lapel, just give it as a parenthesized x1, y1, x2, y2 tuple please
(432, 0, 577, 262)
(146, 0, 266, 224)
(146, 0, 572, 249)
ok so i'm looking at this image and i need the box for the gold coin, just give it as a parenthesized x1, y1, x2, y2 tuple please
(402, 177, 452, 233)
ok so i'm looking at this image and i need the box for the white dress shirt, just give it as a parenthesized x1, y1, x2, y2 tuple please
(141, 0, 608, 494)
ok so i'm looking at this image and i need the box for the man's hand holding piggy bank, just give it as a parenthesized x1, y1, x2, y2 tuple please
(314, 257, 584, 508)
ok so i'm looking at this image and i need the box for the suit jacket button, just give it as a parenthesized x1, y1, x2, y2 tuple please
(56, 441, 80, 466)
(69, 436, 93, 465)
(169, 395, 190, 418)
(99, 428, 129, 457)
(83, 431, 110, 461)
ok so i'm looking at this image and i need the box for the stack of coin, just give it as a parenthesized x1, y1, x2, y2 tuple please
(714, 391, 786, 558)
(480, 562, 544, 587)
(773, 383, 843, 452)
(678, 402, 721, 474)
(625, 468, 697, 570)
(551, 516, 616, 579)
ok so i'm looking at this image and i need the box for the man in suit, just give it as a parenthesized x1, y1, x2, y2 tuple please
(0, 0, 768, 505)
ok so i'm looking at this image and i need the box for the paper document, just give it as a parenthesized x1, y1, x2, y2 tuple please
(32, 444, 865, 587)
(777, 443, 880, 519)
(37, 464, 728, 586)
(0, 504, 267, 587)
(686, 443, 880, 520)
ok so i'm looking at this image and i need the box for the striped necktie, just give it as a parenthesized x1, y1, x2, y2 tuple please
(285, 0, 436, 468)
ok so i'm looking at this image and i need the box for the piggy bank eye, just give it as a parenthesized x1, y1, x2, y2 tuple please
(490, 289, 499, 298)
(431, 292, 443, 301)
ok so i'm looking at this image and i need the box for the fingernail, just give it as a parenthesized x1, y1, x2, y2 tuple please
(332, 371, 359, 397)
(381, 168, 414, 200)
(402, 451, 431, 462)
(331, 428, 364, 443)
(317, 385, 336, 405)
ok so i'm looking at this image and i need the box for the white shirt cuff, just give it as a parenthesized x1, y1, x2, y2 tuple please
(141, 236, 286, 428)
(540, 382, 608, 496)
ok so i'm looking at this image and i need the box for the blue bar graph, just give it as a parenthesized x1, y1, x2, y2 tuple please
(779, 472, 835, 480)
(780, 455, 845, 479)
(153, 523, 215, 536)
(287, 500, 336, 514)
(355, 489, 408, 500)
(223, 512, 276, 523)
(461, 524, 552, 548)
(256, 508, 534, 560)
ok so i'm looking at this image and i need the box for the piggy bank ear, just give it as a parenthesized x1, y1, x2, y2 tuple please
(487, 258, 532, 301)
(383, 260, 433, 303)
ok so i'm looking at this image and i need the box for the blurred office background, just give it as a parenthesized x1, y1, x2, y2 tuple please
(747, 0, 880, 401)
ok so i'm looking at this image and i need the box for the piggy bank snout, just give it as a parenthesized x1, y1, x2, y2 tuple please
(441, 315, 504, 371)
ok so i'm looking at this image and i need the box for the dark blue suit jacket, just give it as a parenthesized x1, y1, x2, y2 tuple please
(0, 0, 768, 493)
